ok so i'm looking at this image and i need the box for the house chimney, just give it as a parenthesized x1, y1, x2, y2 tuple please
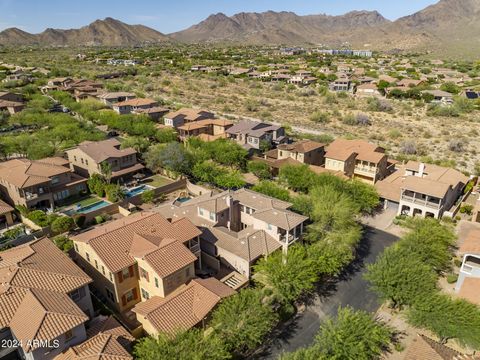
(418, 163, 425, 178)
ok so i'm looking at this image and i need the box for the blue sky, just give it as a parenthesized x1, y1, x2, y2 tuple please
(0, 0, 438, 34)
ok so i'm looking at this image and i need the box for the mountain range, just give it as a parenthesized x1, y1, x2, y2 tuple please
(1, 0, 480, 56)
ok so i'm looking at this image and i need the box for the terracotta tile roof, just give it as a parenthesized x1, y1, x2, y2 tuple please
(165, 108, 214, 122)
(56, 316, 134, 360)
(71, 139, 137, 164)
(458, 277, 480, 306)
(10, 288, 88, 351)
(141, 240, 197, 278)
(0, 158, 71, 188)
(458, 229, 480, 255)
(277, 140, 324, 153)
(204, 227, 282, 262)
(402, 176, 451, 198)
(405, 161, 468, 189)
(97, 92, 136, 100)
(0, 237, 92, 293)
(72, 212, 201, 273)
(326, 139, 385, 163)
(404, 334, 472, 360)
(132, 278, 234, 335)
(232, 188, 291, 211)
(252, 208, 307, 230)
(114, 98, 157, 107)
(0, 199, 13, 214)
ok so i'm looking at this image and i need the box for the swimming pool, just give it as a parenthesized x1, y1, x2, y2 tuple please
(125, 184, 154, 198)
(176, 197, 191, 203)
(64, 200, 111, 216)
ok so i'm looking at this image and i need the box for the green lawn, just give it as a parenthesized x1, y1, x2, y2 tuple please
(57, 194, 101, 210)
(144, 175, 173, 188)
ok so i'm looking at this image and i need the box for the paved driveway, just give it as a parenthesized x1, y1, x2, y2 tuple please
(253, 226, 399, 359)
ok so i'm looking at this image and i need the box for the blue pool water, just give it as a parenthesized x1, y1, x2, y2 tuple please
(64, 200, 110, 216)
(177, 197, 191, 203)
(125, 184, 153, 198)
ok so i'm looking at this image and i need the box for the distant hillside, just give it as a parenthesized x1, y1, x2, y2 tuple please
(171, 0, 480, 57)
(1, 0, 480, 57)
(0, 18, 169, 46)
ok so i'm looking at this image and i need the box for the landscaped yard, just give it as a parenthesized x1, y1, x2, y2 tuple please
(56, 194, 102, 211)
(144, 175, 173, 188)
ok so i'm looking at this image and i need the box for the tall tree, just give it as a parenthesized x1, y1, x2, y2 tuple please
(210, 288, 277, 354)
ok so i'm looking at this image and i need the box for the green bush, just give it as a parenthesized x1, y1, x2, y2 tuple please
(141, 189, 155, 204)
(95, 215, 106, 224)
(459, 204, 474, 215)
(446, 273, 458, 284)
(73, 214, 86, 228)
(50, 216, 75, 234)
(105, 184, 125, 202)
(52, 235, 73, 252)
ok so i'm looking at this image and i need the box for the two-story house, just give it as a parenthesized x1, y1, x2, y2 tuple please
(0, 157, 88, 210)
(157, 188, 308, 278)
(112, 98, 158, 115)
(177, 118, 233, 142)
(66, 139, 144, 182)
(0, 91, 25, 114)
(97, 92, 136, 106)
(226, 120, 287, 151)
(71, 211, 233, 336)
(163, 108, 215, 129)
(376, 161, 469, 219)
(455, 229, 480, 306)
(324, 139, 389, 184)
(0, 237, 94, 360)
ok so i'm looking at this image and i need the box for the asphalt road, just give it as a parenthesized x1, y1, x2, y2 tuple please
(253, 225, 399, 359)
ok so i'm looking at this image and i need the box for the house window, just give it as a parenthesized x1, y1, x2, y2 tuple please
(109, 272, 113, 282)
(69, 288, 82, 302)
(140, 267, 149, 282)
(85, 160, 89, 165)
(65, 329, 74, 342)
(122, 267, 131, 280)
(199, 208, 204, 216)
(125, 289, 135, 303)
(267, 223, 273, 230)
(74, 156, 77, 162)
(51, 176, 59, 185)
(86, 253, 90, 262)
(94, 260, 98, 269)
(155, 277, 159, 288)
(141, 288, 150, 300)
(209, 212, 215, 221)
(101, 266, 105, 275)
(106, 288, 115, 302)
(74, 244, 79, 252)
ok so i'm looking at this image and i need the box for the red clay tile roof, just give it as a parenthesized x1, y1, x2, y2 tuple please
(72, 212, 201, 273)
(404, 334, 472, 360)
(56, 316, 134, 360)
(133, 278, 235, 335)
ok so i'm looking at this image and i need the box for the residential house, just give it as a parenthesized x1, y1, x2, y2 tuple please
(132, 277, 234, 336)
(112, 98, 157, 115)
(355, 83, 382, 97)
(97, 92, 136, 106)
(455, 230, 480, 306)
(163, 108, 215, 129)
(0, 199, 14, 227)
(156, 188, 308, 278)
(403, 334, 476, 360)
(226, 120, 286, 151)
(0, 91, 25, 114)
(71, 212, 202, 314)
(177, 119, 233, 142)
(56, 316, 134, 360)
(421, 90, 454, 104)
(47, 77, 73, 88)
(133, 107, 170, 121)
(0, 157, 87, 210)
(375, 161, 468, 219)
(260, 140, 325, 175)
(71, 212, 233, 336)
(324, 139, 390, 184)
(66, 139, 144, 182)
(329, 76, 352, 92)
(0, 237, 94, 360)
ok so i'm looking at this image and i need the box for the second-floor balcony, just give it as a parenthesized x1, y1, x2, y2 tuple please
(354, 166, 377, 176)
(401, 195, 442, 210)
(189, 239, 200, 255)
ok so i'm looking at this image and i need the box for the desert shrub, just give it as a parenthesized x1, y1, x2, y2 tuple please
(309, 111, 330, 123)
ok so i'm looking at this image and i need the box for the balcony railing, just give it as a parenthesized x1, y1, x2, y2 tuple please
(354, 167, 376, 175)
(401, 195, 441, 209)
(189, 240, 200, 254)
